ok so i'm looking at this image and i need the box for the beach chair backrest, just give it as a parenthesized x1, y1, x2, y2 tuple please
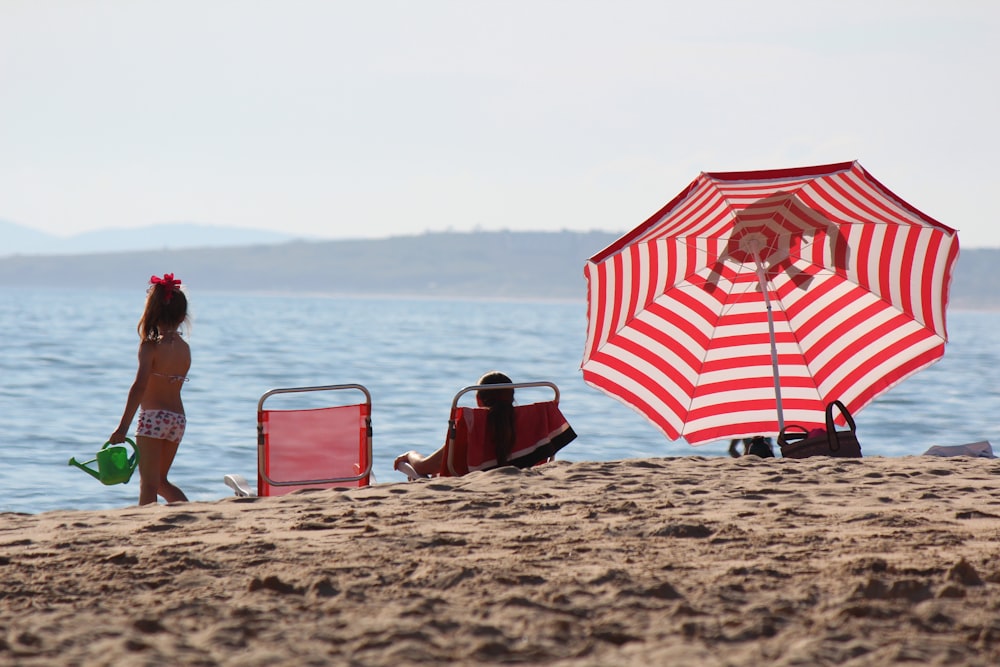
(257, 384, 373, 496)
(442, 381, 576, 477)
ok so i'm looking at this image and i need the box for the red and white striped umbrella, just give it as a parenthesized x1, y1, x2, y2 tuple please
(582, 161, 959, 446)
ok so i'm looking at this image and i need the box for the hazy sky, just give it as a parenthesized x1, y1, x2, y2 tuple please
(2, 1, 998, 245)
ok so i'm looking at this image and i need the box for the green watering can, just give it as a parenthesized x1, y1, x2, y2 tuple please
(68, 439, 139, 485)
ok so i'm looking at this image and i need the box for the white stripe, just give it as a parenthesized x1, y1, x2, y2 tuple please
(846, 171, 931, 227)
(633, 240, 652, 313)
(583, 263, 596, 350)
(824, 336, 943, 406)
(825, 332, 944, 401)
(617, 253, 637, 336)
(599, 257, 618, 344)
(685, 406, 805, 436)
(584, 358, 687, 436)
(926, 238, 955, 337)
(793, 287, 891, 360)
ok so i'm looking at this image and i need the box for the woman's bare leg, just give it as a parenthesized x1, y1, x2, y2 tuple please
(157, 439, 188, 503)
(136, 436, 187, 504)
(136, 436, 163, 505)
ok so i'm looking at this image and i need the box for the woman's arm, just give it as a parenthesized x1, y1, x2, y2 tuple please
(109, 341, 155, 443)
(394, 444, 445, 478)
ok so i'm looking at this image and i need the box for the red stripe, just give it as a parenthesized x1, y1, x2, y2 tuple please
(645, 239, 660, 310)
(822, 171, 905, 227)
(701, 352, 809, 374)
(626, 243, 641, 322)
(768, 261, 818, 299)
(589, 175, 704, 263)
(665, 186, 731, 241)
(688, 398, 780, 422)
(585, 262, 607, 360)
(664, 238, 679, 297)
(617, 321, 703, 380)
(603, 340, 696, 401)
(853, 222, 876, 287)
(875, 223, 898, 310)
(686, 395, 824, 424)
(584, 352, 690, 428)
(793, 187, 858, 228)
(641, 300, 712, 350)
(809, 290, 915, 374)
(803, 284, 883, 346)
(897, 228, 920, 318)
(609, 254, 625, 347)
(706, 161, 854, 183)
(772, 263, 825, 305)
(828, 321, 933, 392)
(707, 331, 782, 348)
(941, 238, 960, 338)
(830, 224, 852, 276)
(684, 410, 827, 445)
(582, 372, 682, 441)
(712, 305, 787, 327)
(827, 332, 943, 406)
(848, 175, 925, 229)
(851, 162, 956, 233)
(653, 288, 725, 339)
(840, 346, 943, 415)
(919, 232, 943, 335)
(700, 353, 774, 373)
(691, 375, 819, 401)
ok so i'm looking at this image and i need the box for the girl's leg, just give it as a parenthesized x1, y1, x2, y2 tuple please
(157, 439, 188, 503)
(136, 436, 164, 505)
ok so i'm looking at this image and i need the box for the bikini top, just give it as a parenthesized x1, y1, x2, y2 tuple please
(152, 332, 187, 382)
(152, 372, 189, 383)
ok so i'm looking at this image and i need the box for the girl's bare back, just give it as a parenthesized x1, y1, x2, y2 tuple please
(141, 332, 191, 413)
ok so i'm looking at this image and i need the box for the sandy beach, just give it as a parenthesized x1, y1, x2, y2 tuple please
(2, 455, 1000, 666)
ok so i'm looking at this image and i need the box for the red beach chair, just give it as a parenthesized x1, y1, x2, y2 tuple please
(439, 381, 576, 477)
(224, 384, 373, 497)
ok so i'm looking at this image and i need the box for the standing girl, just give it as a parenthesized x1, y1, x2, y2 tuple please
(110, 273, 191, 505)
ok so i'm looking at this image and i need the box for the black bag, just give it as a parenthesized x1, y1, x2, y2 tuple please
(778, 400, 863, 459)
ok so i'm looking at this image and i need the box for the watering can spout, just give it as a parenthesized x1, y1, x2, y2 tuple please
(68, 439, 139, 485)
(68, 456, 103, 480)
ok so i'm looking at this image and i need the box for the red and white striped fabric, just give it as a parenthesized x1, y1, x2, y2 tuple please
(582, 161, 959, 446)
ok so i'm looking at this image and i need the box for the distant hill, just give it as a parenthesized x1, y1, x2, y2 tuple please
(946, 248, 999, 310)
(0, 219, 301, 256)
(0, 230, 619, 300)
(0, 227, 995, 308)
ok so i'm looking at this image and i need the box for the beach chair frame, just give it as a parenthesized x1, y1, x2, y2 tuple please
(449, 380, 560, 414)
(445, 381, 567, 476)
(256, 383, 373, 492)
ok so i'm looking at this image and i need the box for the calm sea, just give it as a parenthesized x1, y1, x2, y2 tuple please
(2, 287, 997, 514)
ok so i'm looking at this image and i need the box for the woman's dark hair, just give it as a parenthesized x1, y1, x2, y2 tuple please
(138, 281, 189, 341)
(477, 371, 516, 466)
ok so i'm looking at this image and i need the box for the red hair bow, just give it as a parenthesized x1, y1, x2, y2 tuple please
(150, 273, 182, 303)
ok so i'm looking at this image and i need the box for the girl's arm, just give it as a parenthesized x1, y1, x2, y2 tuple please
(393, 444, 445, 478)
(109, 341, 155, 443)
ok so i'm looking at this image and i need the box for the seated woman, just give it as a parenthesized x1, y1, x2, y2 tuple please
(394, 371, 515, 478)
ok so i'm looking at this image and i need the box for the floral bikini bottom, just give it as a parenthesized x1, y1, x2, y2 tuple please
(136, 409, 186, 442)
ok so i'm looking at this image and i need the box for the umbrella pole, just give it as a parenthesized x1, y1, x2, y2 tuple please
(753, 251, 785, 433)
